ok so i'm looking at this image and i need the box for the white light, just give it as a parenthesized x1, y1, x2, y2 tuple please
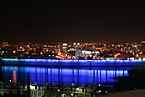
(141, 41, 145, 43)
(58, 89, 60, 92)
(130, 57, 134, 60)
(30, 85, 35, 90)
(76, 88, 79, 90)
(62, 43, 67, 46)
(72, 83, 74, 86)
(98, 90, 101, 93)
(9, 80, 11, 83)
(98, 84, 101, 86)
(71, 93, 73, 96)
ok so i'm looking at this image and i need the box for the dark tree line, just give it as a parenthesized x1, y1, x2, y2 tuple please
(114, 66, 145, 91)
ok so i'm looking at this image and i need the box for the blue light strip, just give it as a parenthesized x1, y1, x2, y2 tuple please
(2, 58, 145, 63)
(2, 58, 19, 61)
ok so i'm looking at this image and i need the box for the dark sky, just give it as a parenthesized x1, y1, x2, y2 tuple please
(0, 1, 145, 43)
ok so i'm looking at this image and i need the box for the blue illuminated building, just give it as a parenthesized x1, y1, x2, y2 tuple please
(2, 58, 145, 67)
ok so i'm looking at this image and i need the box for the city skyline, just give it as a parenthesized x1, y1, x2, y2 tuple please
(0, 1, 145, 43)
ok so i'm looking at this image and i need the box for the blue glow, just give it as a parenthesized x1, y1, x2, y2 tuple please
(2, 58, 145, 63)
(2, 58, 145, 67)
(1, 66, 131, 86)
(2, 58, 18, 61)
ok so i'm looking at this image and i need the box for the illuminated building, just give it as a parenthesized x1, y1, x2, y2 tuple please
(62, 43, 68, 53)
(75, 47, 83, 59)
(141, 41, 145, 53)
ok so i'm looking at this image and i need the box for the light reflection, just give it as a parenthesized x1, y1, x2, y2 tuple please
(2, 66, 129, 87)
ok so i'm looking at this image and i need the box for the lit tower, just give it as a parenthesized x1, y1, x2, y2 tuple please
(62, 43, 68, 53)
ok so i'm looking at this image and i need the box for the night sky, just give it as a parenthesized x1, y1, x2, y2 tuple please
(0, 1, 145, 43)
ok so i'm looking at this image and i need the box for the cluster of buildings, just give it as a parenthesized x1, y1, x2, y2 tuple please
(0, 80, 106, 97)
(0, 41, 145, 60)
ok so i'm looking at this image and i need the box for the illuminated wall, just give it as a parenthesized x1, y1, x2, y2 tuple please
(2, 58, 145, 67)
